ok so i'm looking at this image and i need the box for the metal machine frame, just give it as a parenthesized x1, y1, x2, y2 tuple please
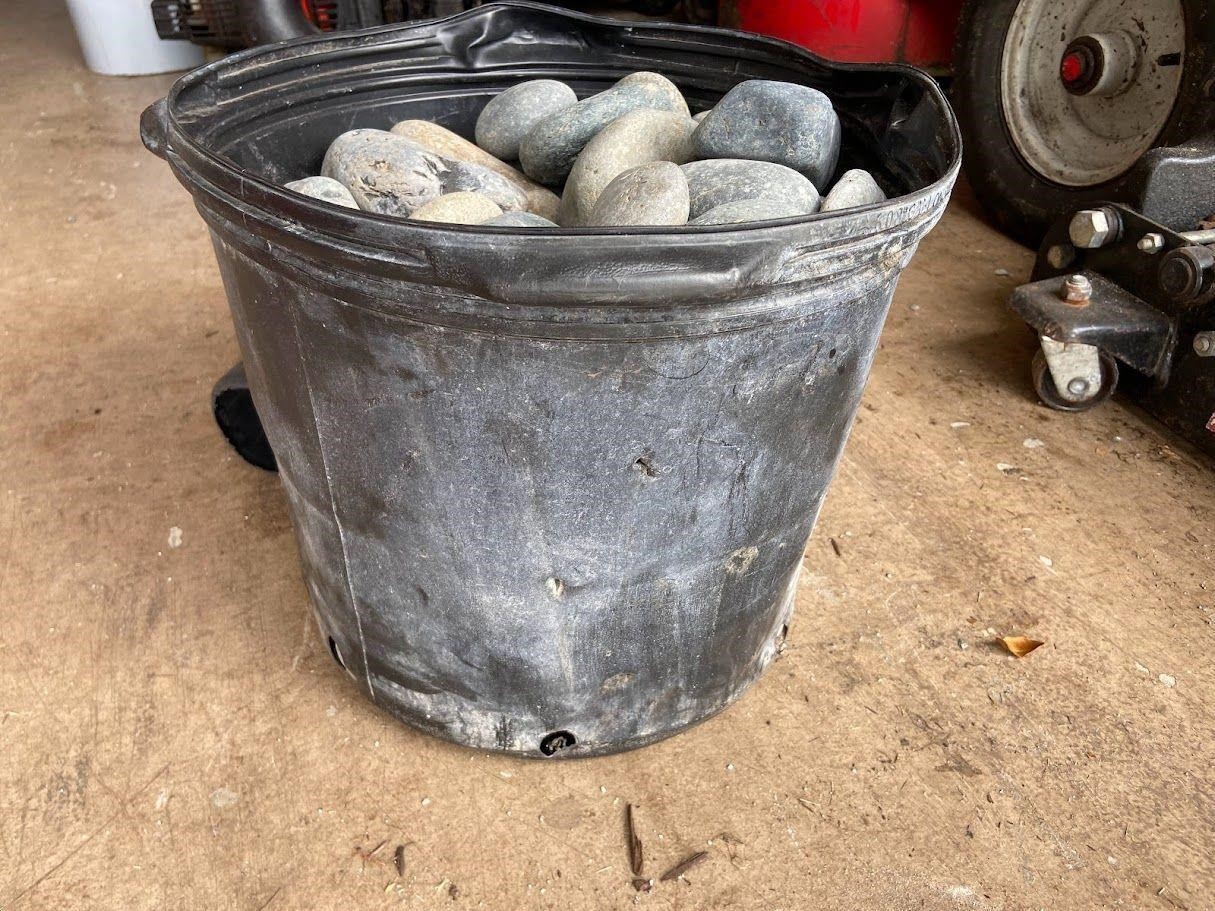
(1010, 203, 1215, 457)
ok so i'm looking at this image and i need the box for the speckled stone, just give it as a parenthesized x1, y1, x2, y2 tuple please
(680, 159, 820, 219)
(474, 79, 578, 161)
(321, 129, 445, 216)
(389, 120, 560, 220)
(520, 72, 690, 187)
(442, 161, 528, 212)
(688, 197, 810, 226)
(586, 161, 689, 227)
(410, 192, 503, 225)
(691, 80, 841, 189)
(560, 109, 696, 226)
(483, 211, 559, 228)
(284, 176, 358, 208)
(821, 168, 887, 212)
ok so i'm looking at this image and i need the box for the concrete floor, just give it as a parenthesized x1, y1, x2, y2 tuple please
(3, 4, 1215, 910)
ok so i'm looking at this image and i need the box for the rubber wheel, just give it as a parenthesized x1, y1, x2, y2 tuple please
(952, 0, 1197, 247)
(212, 363, 277, 472)
(1031, 348, 1119, 413)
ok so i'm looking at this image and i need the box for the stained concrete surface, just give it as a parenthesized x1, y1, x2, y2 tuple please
(2, 4, 1214, 910)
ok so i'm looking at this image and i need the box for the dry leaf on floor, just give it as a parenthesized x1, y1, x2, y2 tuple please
(999, 635, 1045, 658)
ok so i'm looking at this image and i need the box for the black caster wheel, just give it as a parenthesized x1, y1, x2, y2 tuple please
(212, 362, 277, 471)
(1031, 348, 1119, 413)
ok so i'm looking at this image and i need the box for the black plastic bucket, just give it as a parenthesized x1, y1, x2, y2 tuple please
(142, 1, 960, 757)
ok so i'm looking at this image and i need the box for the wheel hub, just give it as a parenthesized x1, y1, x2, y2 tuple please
(1059, 47, 1091, 89)
(1001, 0, 1186, 187)
(1060, 32, 1141, 97)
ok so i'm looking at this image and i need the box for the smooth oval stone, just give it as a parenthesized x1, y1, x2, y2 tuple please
(691, 80, 841, 189)
(411, 192, 502, 225)
(475, 79, 578, 161)
(284, 176, 358, 208)
(689, 197, 810, 226)
(520, 72, 690, 187)
(680, 159, 820, 219)
(483, 211, 559, 228)
(390, 120, 561, 220)
(821, 168, 887, 212)
(322, 129, 445, 216)
(442, 160, 528, 213)
(692, 109, 711, 124)
(586, 161, 689, 227)
(560, 109, 695, 226)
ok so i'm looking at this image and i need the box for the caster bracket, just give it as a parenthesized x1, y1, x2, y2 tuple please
(1010, 271, 1175, 382)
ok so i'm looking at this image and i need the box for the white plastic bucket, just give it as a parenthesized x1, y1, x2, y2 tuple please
(66, 0, 206, 76)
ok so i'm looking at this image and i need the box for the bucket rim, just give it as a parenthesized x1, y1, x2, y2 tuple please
(145, 0, 962, 242)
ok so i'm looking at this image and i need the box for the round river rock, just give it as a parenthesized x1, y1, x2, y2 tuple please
(442, 160, 528, 213)
(475, 79, 578, 162)
(691, 80, 841, 189)
(689, 196, 810, 226)
(680, 158, 820, 220)
(821, 168, 887, 212)
(587, 161, 689, 227)
(560, 109, 695, 226)
(322, 129, 445, 216)
(520, 72, 690, 187)
(390, 120, 560, 220)
(410, 192, 502, 225)
(284, 176, 358, 208)
(483, 211, 559, 228)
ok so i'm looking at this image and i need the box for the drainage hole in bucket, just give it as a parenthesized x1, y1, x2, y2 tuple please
(539, 730, 576, 756)
(328, 636, 346, 669)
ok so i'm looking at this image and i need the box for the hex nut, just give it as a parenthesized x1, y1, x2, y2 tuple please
(1061, 273, 1093, 303)
(1137, 233, 1165, 254)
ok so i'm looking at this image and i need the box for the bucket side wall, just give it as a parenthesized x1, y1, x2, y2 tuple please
(210, 234, 374, 693)
(209, 231, 905, 756)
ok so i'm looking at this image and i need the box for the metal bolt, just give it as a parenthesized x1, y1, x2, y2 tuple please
(1195, 332, 1215, 357)
(1067, 377, 1092, 397)
(1138, 233, 1165, 254)
(1069, 208, 1119, 249)
(1060, 273, 1093, 304)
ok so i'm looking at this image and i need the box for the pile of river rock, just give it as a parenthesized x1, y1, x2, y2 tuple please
(284, 73, 887, 228)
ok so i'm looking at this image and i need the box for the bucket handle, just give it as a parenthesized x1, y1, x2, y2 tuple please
(140, 97, 170, 160)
